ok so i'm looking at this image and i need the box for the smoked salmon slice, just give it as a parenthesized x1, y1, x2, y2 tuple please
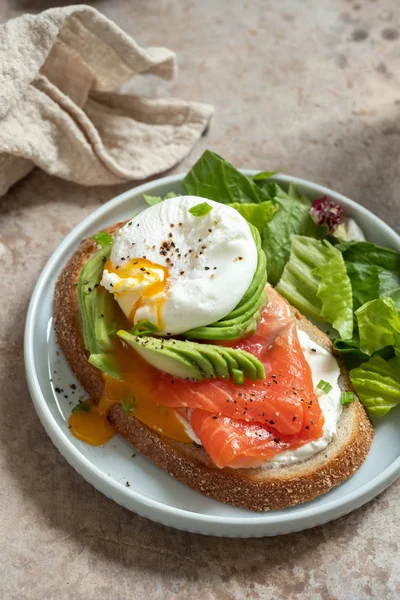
(155, 288, 322, 437)
(190, 401, 324, 469)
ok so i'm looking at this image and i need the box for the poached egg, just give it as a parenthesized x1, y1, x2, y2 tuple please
(100, 196, 258, 335)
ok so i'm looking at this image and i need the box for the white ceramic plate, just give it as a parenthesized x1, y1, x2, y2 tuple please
(25, 172, 400, 537)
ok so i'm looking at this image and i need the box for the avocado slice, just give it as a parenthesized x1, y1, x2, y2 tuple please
(118, 331, 203, 380)
(88, 353, 120, 380)
(213, 347, 239, 372)
(185, 291, 267, 341)
(215, 288, 267, 327)
(223, 348, 257, 380)
(191, 345, 230, 379)
(77, 245, 112, 353)
(165, 339, 216, 379)
(77, 241, 134, 382)
(94, 287, 117, 352)
(233, 230, 267, 309)
(185, 316, 255, 341)
(117, 331, 265, 382)
(224, 268, 267, 321)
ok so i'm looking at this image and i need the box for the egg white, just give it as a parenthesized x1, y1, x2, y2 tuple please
(100, 196, 258, 335)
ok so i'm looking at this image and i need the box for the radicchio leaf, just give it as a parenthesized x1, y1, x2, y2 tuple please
(310, 196, 343, 233)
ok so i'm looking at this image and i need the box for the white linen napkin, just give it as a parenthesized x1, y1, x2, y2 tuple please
(0, 5, 213, 196)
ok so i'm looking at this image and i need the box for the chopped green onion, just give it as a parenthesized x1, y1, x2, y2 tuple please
(188, 202, 212, 217)
(71, 402, 91, 413)
(121, 393, 135, 415)
(341, 391, 355, 405)
(131, 320, 159, 336)
(317, 379, 333, 394)
(93, 231, 113, 248)
(232, 368, 244, 385)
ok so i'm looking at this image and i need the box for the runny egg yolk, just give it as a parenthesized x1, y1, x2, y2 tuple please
(104, 258, 169, 330)
(69, 319, 191, 446)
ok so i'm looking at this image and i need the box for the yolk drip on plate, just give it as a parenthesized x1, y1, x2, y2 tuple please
(104, 258, 169, 330)
(69, 280, 191, 446)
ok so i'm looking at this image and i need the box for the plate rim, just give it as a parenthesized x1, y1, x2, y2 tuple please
(24, 170, 400, 535)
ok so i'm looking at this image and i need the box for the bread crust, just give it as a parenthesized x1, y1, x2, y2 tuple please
(54, 225, 374, 512)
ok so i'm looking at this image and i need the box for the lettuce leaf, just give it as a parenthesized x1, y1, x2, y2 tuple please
(355, 297, 400, 356)
(229, 201, 279, 232)
(183, 150, 271, 204)
(275, 235, 353, 338)
(350, 355, 400, 416)
(262, 185, 327, 285)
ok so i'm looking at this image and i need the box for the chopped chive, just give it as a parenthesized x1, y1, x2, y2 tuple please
(92, 231, 113, 248)
(121, 393, 135, 415)
(188, 202, 213, 217)
(71, 402, 91, 413)
(130, 320, 158, 336)
(317, 380, 333, 394)
(341, 391, 355, 405)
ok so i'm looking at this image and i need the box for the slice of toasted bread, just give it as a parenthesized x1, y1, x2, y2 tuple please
(54, 225, 374, 512)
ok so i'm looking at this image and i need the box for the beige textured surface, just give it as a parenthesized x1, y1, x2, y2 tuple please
(1, 0, 400, 598)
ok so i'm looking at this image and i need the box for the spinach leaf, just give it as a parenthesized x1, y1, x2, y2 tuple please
(379, 270, 400, 310)
(337, 240, 400, 310)
(183, 150, 271, 204)
(262, 184, 327, 285)
(336, 241, 400, 272)
(345, 262, 381, 311)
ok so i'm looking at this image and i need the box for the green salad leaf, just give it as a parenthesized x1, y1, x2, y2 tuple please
(337, 240, 400, 310)
(228, 201, 278, 232)
(143, 191, 178, 206)
(336, 241, 400, 272)
(350, 354, 400, 415)
(355, 297, 400, 356)
(333, 336, 369, 360)
(252, 171, 278, 182)
(345, 262, 381, 311)
(262, 185, 327, 285)
(183, 150, 272, 204)
(379, 269, 400, 311)
(275, 235, 353, 339)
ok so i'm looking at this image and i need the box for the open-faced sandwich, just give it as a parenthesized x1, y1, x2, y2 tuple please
(54, 151, 400, 511)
